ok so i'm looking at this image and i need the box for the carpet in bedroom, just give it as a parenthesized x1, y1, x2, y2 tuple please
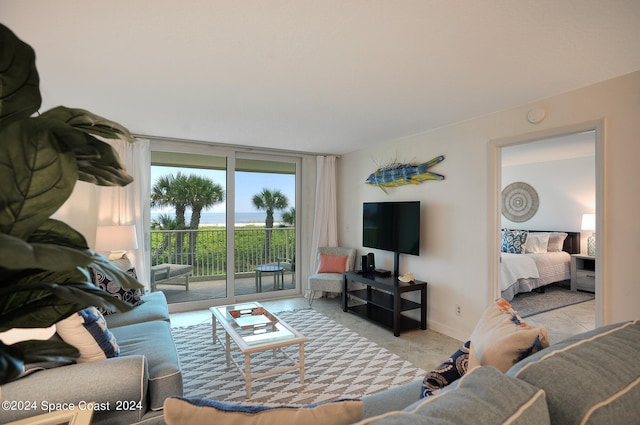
(171, 309, 425, 405)
(510, 282, 595, 318)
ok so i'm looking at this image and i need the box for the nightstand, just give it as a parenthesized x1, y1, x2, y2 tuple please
(571, 254, 596, 293)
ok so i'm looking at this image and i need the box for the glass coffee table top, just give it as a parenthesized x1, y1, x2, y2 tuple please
(210, 302, 301, 347)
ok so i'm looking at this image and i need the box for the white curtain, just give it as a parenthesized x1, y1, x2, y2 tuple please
(96, 138, 151, 290)
(307, 155, 338, 296)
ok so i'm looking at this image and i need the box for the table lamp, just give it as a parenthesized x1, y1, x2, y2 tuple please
(581, 214, 596, 256)
(95, 224, 138, 260)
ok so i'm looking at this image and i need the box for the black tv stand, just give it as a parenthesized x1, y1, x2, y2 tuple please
(342, 271, 427, 337)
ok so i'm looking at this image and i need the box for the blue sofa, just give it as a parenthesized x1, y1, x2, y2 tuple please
(0, 291, 182, 425)
(163, 320, 640, 425)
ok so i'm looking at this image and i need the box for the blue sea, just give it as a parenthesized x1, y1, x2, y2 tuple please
(151, 211, 283, 226)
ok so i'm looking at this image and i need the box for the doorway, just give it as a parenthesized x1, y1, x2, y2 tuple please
(488, 120, 605, 328)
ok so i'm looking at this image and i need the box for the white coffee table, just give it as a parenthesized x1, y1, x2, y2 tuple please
(209, 302, 308, 398)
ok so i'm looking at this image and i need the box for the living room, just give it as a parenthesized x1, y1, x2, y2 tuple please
(2, 2, 640, 424)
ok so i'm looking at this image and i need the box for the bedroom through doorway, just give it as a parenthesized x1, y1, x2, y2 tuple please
(498, 129, 597, 334)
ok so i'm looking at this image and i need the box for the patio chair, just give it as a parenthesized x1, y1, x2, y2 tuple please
(308, 246, 356, 305)
(150, 263, 193, 291)
(278, 255, 295, 284)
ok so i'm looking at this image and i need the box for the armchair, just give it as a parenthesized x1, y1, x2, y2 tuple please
(308, 247, 356, 305)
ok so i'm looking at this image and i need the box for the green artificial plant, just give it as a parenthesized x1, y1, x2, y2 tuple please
(0, 24, 144, 384)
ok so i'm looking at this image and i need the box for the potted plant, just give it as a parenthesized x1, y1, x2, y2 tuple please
(0, 24, 143, 384)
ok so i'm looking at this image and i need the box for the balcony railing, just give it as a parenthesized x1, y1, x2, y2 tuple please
(150, 227, 295, 280)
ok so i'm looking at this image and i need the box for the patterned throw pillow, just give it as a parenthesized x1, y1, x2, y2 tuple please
(501, 229, 528, 254)
(91, 256, 144, 315)
(421, 340, 470, 398)
(56, 307, 120, 363)
(469, 298, 549, 373)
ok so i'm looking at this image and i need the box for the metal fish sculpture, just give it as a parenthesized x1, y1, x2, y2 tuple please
(365, 155, 445, 193)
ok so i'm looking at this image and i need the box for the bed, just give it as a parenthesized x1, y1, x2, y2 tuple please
(500, 230, 580, 301)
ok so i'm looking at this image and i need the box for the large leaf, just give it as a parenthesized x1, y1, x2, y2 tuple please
(40, 108, 134, 186)
(0, 233, 93, 272)
(27, 219, 89, 250)
(0, 339, 79, 385)
(0, 234, 142, 290)
(40, 106, 136, 143)
(0, 280, 135, 331)
(0, 118, 78, 239)
(0, 24, 41, 127)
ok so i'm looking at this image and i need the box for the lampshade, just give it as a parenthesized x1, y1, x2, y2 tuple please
(581, 214, 596, 231)
(95, 225, 138, 252)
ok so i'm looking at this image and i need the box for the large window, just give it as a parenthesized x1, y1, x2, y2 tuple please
(148, 145, 299, 310)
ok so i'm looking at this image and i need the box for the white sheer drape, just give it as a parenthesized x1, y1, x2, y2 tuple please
(96, 138, 151, 290)
(306, 155, 338, 296)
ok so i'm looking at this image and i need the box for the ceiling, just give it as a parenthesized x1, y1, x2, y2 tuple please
(2, 1, 640, 155)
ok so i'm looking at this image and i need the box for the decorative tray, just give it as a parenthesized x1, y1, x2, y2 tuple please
(228, 306, 278, 329)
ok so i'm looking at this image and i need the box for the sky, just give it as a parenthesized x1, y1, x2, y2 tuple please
(150, 165, 296, 214)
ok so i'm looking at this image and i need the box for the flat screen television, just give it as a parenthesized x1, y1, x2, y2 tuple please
(363, 201, 420, 276)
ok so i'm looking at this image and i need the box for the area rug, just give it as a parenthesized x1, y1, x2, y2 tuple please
(510, 283, 595, 318)
(171, 309, 425, 405)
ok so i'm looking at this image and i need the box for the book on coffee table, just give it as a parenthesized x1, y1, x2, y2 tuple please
(227, 306, 278, 330)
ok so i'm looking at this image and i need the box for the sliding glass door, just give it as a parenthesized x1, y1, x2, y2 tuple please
(148, 143, 299, 310)
(233, 156, 296, 297)
(150, 150, 228, 305)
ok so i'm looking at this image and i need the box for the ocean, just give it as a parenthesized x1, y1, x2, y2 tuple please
(151, 211, 283, 226)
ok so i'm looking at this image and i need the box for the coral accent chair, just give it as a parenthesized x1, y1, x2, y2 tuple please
(308, 246, 357, 305)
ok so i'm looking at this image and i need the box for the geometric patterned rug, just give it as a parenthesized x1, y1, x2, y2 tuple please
(171, 309, 425, 405)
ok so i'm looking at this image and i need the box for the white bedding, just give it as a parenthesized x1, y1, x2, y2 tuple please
(500, 251, 571, 301)
(501, 253, 539, 291)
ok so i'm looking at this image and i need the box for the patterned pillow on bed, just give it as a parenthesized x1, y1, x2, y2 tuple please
(501, 230, 528, 254)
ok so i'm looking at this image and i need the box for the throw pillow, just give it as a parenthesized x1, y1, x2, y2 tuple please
(501, 229, 528, 254)
(163, 397, 364, 425)
(547, 232, 568, 252)
(91, 255, 144, 315)
(360, 366, 550, 425)
(420, 340, 470, 398)
(317, 254, 349, 273)
(468, 298, 549, 373)
(56, 307, 120, 363)
(524, 232, 550, 253)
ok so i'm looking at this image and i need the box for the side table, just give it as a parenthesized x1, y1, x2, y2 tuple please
(570, 254, 596, 292)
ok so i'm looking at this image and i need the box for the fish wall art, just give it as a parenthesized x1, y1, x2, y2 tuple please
(365, 155, 445, 193)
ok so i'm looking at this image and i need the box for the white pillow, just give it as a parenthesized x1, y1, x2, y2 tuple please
(56, 307, 120, 363)
(524, 232, 550, 253)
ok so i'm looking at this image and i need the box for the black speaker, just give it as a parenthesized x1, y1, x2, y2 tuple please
(367, 252, 375, 272)
(360, 255, 368, 272)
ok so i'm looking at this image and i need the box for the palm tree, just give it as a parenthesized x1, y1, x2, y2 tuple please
(282, 207, 295, 227)
(151, 172, 190, 229)
(186, 175, 224, 230)
(151, 172, 191, 262)
(252, 188, 289, 261)
(185, 175, 224, 263)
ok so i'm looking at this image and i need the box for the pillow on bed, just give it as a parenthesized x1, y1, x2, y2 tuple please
(524, 232, 550, 253)
(501, 230, 528, 254)
(547, 232, 568, 252)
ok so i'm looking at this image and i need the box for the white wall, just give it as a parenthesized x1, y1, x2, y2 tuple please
(502, 155, 596, 253)
(337, 71, 640, 341)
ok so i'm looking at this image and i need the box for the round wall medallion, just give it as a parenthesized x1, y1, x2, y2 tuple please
(502, 182, 539, 222)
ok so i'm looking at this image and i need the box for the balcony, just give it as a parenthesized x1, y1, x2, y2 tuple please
(150, 227, 295, 303)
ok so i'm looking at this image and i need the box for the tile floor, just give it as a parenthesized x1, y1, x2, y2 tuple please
(170, 296, 595, 372)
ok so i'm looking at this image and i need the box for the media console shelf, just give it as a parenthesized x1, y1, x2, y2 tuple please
(342, 271, 427, 337)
